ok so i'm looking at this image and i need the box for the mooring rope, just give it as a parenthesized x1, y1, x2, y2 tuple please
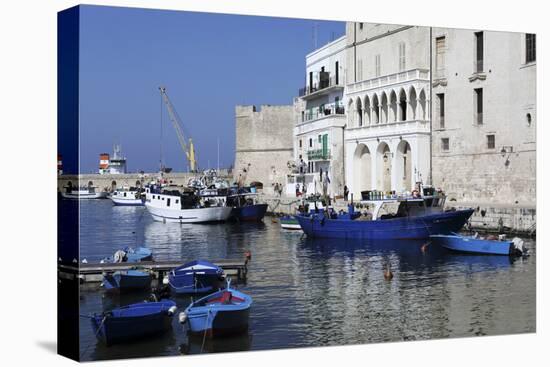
(79, 315, 107, 360)
(200, 310, 211, 353)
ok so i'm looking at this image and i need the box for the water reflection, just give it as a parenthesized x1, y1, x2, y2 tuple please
(73, 200, 535, 360)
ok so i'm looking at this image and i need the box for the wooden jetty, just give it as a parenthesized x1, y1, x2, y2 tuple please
(58, 259, 249, 285)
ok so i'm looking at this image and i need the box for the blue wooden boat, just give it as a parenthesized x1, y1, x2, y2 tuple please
(102, 270, 152, 293)
(123, 247, 153, 262)
(295, 196, 474, 240)
(168, 260, 224, 294)
(430, 233, 524, 256)
(179, 281, 251, 338)
(91, 300, 177, 345)
(101, 247, 153, 263)
(227, 190, 268, 221)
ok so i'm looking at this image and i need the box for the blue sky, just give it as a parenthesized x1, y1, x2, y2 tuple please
(78, 5, 344, 173)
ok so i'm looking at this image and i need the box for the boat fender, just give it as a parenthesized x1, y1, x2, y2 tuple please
(167, 305, 177, 316)
(178, 312, 187, 324)
(113, 250, 126, 263)
(163, 276, 169, 285)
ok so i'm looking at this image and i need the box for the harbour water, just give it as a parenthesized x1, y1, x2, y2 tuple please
(68, 199, 536, 361)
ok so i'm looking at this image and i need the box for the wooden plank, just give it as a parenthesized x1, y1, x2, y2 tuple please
(58, 259, 247, 275)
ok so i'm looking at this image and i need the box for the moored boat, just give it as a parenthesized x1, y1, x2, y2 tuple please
(110, 187, 144, 206)
(295, 195, 474, 240)
(91, 300, 177, 345)
(61, 186, 108, 199)
(280, 215, 301, 230)
(179, 281, 251, 338)
(144, 186, 232, 223)
(100, 247, 153, 263)
(168, 260, 225, 295)
(102, 270, 152, 293)
(227, 189, 268, 222)
(430, 233, 525, 256)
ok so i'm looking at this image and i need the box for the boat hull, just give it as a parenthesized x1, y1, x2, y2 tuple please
(295, 209, 474, 240)
(231, 204, 268, 221)
(280, 216, 302, 230)
(145, 204, 233, 223)
(430, 234, 514, 255)
(183, 288, 252, 338)
(91, 301, 176, 345)
(60, 192, 108, 199)
(102, 270, 152, 293)
(110, 196, 144, 206)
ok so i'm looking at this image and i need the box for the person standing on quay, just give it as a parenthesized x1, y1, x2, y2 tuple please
(344, 185, 349, 201)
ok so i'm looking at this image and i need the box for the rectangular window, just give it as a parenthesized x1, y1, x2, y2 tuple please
(359, 22, 363, 30)
(375, 54, 381, 77)
(474, 88, 483, 124)
(299, 139, 302, 148)
(437, 93, 445, 128)
(335, 61, 339, 85)
(399, 42, 406, 71)
(441, 138, 449, 151)
(526, 33, 536, 63)
(435, 36, 446, 76)
(487, 134, 495, 149)
(475, 31, 484, 72)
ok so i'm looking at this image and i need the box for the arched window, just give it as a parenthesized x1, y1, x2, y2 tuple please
(526, 113, 532, 126)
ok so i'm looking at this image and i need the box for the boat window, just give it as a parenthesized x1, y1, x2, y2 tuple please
(123, 192, 127, 197)
(175, 199, 179, 204)
(167, 198, 171, 207)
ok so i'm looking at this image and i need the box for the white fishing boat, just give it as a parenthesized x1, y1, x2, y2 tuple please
(110, 187, 144, 206)
(60, 186, 108, 199)
(144, 186, 232, 223)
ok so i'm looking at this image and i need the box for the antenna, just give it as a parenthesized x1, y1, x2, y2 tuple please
(217, 137, 220, 171)
(159, 90, 164, 171)
(312, 22, 318, 49)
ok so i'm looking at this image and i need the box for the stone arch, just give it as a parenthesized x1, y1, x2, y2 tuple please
(111, 180, 117, 191)
(88, 180, 94, 187)
(381, 91, 389, 123)
(135, 180, 142, 188)
(355, 96, 363, 127)
(418, 89, 427, 120)
(376, 142, 392, 191)
(371, 94, 380, 124)
(398, 88, 407, 121)
(353, 143, 372, 197)
(395, 139, 413, 193)
(408, 86, 418, 120)
(363, 95, 371, 125)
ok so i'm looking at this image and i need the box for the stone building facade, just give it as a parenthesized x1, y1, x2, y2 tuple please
(290, 36, 347, 197)
(234, 105, 295, 195)
(430, 28, 536, 205)
(343, 24, 432, 199)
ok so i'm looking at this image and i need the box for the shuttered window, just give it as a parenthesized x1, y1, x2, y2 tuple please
(436, 36, 446, 75)
(399, 42, 406, 71)
(526, 34, 536, 63)
(375, 54, 381, 77)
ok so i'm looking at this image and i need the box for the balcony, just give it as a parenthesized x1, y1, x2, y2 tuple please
(307, 148, 331, 161)
(302, 104, 345, 122)
(299, 75, 344, 100)
(346, 68, 429, 95)
(345, 119, 430, 141)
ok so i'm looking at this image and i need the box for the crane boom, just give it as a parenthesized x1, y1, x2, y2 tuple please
(159, 86, 198, 172)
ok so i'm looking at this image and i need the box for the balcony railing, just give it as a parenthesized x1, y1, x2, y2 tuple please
(346, 68, 429, 94)
(299, 75, 343, 97)
(302, 104, 345, 122)
(307, 148, 331, 160)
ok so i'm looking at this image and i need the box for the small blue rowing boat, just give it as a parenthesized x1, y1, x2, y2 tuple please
(179, 280, 252, 338)
(91, 300, 177, 345)
(102, 270, 152, 293)
(101, 247, 153, 263)
(168, 260, 224, 295)
(430, 233, 525, 256)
